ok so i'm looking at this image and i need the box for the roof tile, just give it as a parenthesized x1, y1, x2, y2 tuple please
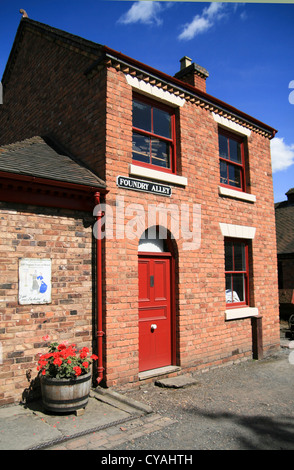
(0, 136, 105, 189)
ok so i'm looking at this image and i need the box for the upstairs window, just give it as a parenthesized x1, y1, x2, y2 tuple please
(219, 130, 245, 191)
(225, 239, 249, 307)
(132, 95, 176, 173)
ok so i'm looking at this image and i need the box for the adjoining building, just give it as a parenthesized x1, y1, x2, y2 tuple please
(0, 16, 280, 406)
(275, 189, 294, 320)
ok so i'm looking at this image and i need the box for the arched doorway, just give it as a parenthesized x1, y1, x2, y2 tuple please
(138, 227, 175, 372)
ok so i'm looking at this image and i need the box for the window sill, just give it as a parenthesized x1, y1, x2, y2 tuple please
(219, 186, 256, 203)
(225, 306, 259, 320)
(129, 164, 188, 187)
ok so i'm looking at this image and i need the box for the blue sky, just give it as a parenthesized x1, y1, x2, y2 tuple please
(0, 0, 293, 203)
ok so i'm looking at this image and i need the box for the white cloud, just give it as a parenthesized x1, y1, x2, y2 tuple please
(118, 1, 163, 26)
(178, 2, 227, 40)
(204, 2, 226, 19)
(178, 16, 211, 40)
(271, 137, 294, 172)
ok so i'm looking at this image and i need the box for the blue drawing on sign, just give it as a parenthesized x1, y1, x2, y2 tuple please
(37, 275, 47, 294)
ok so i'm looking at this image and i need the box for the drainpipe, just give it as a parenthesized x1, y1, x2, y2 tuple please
(94, 192, 104, 384)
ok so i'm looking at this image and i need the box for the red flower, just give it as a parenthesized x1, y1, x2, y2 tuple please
(67, 346, 76, 356)
(38, 359, 48, 368)
(43, 353, 52, 359)
(38, 337, 96, 379)
(79, 347, 89, 359)
(73, 366, 82, 376)
(53, 357, 62, 367)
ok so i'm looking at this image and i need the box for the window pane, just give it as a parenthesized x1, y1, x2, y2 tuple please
(225, 274, 233, 302)
(225, 241, 233, 271)
(133, 100, 151, 132)
(232, 273, 245, 302)
(220, 160, 228, 185)
(229, 139, 242, 164)
(234, 243, 246, 271)
(153, 107, 171, 139)
(132, 133, 150, 164)
(219, 134, 228, 159)
(151, 138, 170, 168)
(228, 164, 241, 188)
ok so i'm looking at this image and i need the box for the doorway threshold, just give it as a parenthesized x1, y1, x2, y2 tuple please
(139, 365, 181, 381)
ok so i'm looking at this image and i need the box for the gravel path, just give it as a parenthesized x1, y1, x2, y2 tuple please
(115, 347, 294, 450)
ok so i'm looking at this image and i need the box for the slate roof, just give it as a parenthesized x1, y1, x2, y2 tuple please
(275, 194, 294, 254)
(0, 136, 106, 189)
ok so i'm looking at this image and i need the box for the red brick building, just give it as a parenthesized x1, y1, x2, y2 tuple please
(0, 17, 280, 406)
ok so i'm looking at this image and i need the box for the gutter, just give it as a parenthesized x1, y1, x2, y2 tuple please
(0, 170, 106, 193)
(94, 192, 105, 385)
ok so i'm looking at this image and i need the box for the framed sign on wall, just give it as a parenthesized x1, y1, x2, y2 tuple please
(19, 258, 52, 305)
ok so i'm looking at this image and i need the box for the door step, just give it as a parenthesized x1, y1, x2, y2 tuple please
(138, 365, 181, 381)
(155, 375, 198, 389)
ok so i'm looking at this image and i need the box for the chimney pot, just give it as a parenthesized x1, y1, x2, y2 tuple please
(180, 56, 192, 70)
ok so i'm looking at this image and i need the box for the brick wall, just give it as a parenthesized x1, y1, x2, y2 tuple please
(102, 66, 280, 388)
(0, 23, 280, 400)
(0, 202, 95, 406)
(0, 27, 107, 178)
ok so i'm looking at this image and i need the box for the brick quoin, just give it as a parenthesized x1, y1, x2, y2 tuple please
(0, 18, 280, 405)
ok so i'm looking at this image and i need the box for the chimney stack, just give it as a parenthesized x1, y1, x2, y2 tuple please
(174, 56, 209, 93)
(286, 188, 294, 204)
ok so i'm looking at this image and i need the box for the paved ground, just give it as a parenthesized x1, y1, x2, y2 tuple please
(0, 386, 158, 450)
(49, 337, 294, 451)
(1, 327, 294, 452)
(116, 348, 294, 450)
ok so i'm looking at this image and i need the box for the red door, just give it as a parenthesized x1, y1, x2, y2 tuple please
(138, 255, 172, 372)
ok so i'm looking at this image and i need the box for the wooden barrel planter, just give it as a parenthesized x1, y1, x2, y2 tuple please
(40, 371, 92, 413)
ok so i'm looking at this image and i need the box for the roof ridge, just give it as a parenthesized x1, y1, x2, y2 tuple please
(21, 17, 103, 53)
(0, 136, 44, 151)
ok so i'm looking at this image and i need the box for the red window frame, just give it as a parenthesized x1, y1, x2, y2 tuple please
(218, 129, 246, 192)
(132, 93, 176, 174)
(225, 238, 249, 308)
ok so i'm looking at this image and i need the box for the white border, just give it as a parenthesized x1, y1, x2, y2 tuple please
(125, 74, 185, 107)
(219, 222, 256, 239)
(225, 307, 259, 320)
(212, 112, 251, 137)
(129, 164, 187, 187)
(219, 186, 256, 203)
